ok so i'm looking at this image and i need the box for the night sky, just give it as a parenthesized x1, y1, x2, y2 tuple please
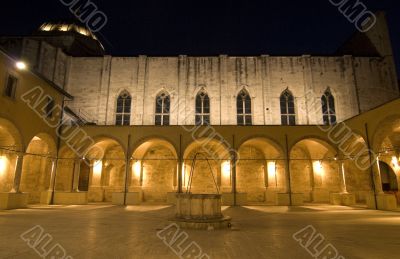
(1, 0, 399, 71)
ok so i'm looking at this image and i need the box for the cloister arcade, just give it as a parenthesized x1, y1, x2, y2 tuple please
(0, 101, 399, 210)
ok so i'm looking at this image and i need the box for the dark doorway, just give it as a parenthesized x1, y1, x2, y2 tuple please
(380, 161, 398, 192)
(78, 161, 90, 191)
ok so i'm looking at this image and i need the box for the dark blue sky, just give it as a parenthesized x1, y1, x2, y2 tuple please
(1, 0, 399, 71)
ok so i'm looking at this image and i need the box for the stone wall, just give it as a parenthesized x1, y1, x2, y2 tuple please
(64, 54, 398, 126)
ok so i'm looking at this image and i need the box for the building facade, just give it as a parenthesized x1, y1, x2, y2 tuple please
(0, 13, 399, 210)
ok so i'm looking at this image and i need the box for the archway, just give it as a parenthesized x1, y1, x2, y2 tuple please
(20, 133, 56, 204)
(339, 133, 373, 204)
(372, 115, 400, 205)
(86, 138, 126, 202)
(290, 138, 339, 203)
(0, 118, 23, 192)
(379, 161, 398, 192)
(237, 137, 285, 204)
(183, 138, 230, 194)
(131, 138, 177, 203)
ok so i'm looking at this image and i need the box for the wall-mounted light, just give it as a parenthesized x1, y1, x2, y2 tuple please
(313, 160, 323, 175)
(16, 61, 27, 70)
(222, 161, 231, 179)
(93, 160, 103, 176)
(0, 156, 8, 176)
(267, 161, 276, 178)
(133, 160, 141, 178)
(391, 156, 399, 169)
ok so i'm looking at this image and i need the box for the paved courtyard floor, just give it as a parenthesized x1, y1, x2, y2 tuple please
(0, 204, 399, 259)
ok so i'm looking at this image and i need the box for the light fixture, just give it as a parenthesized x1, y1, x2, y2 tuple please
(222, 161, 231, 179)
(0, 156, 7, 176)
(267, 161, 276, 178)
(93, 160, 103, 176)
(16, 61, 27, 70)
(391, 156, 399, 168)
(313, 160, 323, 175)
(133, 160, 141, 178)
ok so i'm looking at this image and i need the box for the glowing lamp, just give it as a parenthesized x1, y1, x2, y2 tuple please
(0, 156, 7, 176)
(268, 161, 276, 178)
(313, 161, 323, 175)
(133, 161, 141, 178)
(391, 156, 399, 168)
(222, 161, 231, 179)
(16, 61, 27, 70)
(93, 160, 103, 176)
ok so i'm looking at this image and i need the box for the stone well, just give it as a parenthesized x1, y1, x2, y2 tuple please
(173, 193, 231, 229)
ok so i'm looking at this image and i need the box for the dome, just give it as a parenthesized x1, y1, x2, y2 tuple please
(38, 21, 100, 42)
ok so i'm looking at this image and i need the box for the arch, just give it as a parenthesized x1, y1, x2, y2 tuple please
(237, 137, 286, 203)
(183, 138, 231, 194)
(21, 133, 57, 204)
(155, 91, 171, 126)
(236, 89, 252, 126)
(290, 138, 339, 203)
(0, 117, 24, 193)
(0, 117, 24, 151)
(132, 138, 178, 160)
(131, 138, 178, 202)
(195, 89, 210, 125)
(321, 88, 337, 125)
(55, 137, 126, 202)
(183, 138, 231, 160)
(115, 90, 132, 126)
(371, 115, 400, 152)
(280, 89, 296, 125)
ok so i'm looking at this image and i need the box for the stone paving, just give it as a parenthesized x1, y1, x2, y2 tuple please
(0, 204, 399, 258)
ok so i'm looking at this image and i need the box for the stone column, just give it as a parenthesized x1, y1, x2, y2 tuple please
(338, 161, 348, 193)
(48, 159, 57, 191)
(11, 154, 24, 193)
(72, 159, 81, 192)
(310, 161, 316, 192)
(374, 158, 384, 194)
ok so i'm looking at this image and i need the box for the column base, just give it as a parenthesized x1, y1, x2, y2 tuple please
(330, 193, 356, 206)
(88, 187, 104, 202)
(53, 192, 88, 205)
(221, 193, 247, 206)
(312, 189, 330, 203)
(367, 193, 398, 211)
(40, 191, 53, 205)
(276, 193, 304, 206)
(112, 192, 142, 205)
(0, 192, 28, 210)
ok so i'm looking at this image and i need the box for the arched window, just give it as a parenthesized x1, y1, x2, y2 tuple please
(237, 89, 252, 126)
(155, 92, 170, 126)
(280, 90, 296, 125)
(116, 91, 131, 126)
(321, 88, 336, 125)
(195, 90, 210, 125)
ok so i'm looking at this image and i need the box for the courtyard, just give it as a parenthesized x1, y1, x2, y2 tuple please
(0, 204, 399, 258)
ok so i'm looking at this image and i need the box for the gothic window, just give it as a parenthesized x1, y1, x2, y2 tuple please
(280, 90, 296, 125)
(237, 89, 252, 126)
(195, 90, 210, 125)
(321, 88, 336, 125)
(155, 92, 170, 126)
(115, 91, 132, 126)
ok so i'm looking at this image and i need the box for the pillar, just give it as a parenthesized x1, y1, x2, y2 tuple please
(374, 158, 384, 194)
(338, 161, 348, 193)
(11, 154, 24, 193)
(48, 159, 57, 192)
(72, 159, 81, 192)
